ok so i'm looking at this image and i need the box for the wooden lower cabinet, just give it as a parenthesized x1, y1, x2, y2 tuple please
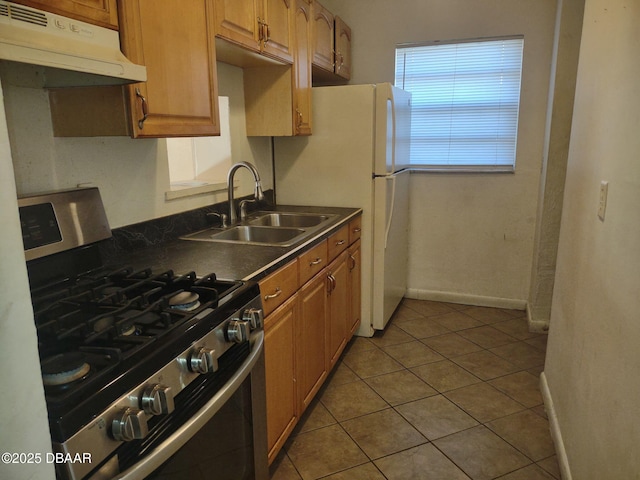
(262, 217, 362, 464)
(297, 271, 328, 413)
(327, 251, 349, 369)
(347, 239, 361, 339)
(264, 295, 298, 464)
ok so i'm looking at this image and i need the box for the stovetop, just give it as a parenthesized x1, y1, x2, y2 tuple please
(29, 263, 253, 441)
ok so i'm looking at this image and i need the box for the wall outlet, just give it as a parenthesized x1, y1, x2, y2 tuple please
(598, 180, 609, 221)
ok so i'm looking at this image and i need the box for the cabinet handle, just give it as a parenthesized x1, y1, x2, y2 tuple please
(335, 239, 346, 246)
(257, 18, 269, 46)
(264, 287, 282, 301)
(353, 227, 361, 233)
(257, 17, 264, 42)
(309, 257, 323, 266)
(296, 108, 303, 128)
(349, 254, 356, 271)
(336, 52, 344, 72)
(327, 274, 336, 293)
(135, 88, 149, 130)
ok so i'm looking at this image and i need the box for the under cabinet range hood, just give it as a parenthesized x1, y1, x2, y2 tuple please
(0, 1, 146, 86)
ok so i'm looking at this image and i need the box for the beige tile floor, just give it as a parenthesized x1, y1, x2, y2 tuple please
(269, 299, 560, 480)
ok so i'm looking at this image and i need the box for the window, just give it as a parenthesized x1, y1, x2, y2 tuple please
(395, 36, 524, 171)
(165, 96, 232, 199)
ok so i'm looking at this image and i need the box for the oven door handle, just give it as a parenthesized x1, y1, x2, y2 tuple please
(112, 331, 265, 480)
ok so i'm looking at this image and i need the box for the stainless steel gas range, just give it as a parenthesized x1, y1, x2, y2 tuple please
(19, 188, 268, 480)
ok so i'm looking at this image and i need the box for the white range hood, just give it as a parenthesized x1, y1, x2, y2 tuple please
(0, 0, 146, 86)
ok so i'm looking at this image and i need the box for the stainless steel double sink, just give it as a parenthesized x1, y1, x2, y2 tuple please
(180, 211, 338, 247)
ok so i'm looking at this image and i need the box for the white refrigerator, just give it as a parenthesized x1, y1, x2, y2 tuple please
(274, 83, 411, 336)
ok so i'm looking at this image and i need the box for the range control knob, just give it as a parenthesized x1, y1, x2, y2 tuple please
(112, 407, 148, 442)
(141, 384, 175, 415)
(226, 319, 250, 344)
(242, 308, 264, 330)
(188, 347, 218, 374)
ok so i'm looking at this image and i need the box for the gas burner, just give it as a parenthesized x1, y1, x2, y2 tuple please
(42, 352, 91, 386)
(93, 316, 114, 333)
(120, 324, 138, 336)
(168, 291, 201, 312)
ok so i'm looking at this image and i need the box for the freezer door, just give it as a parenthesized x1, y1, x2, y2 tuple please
(374, 83, 412, 175)
(371, 171, 410, 330)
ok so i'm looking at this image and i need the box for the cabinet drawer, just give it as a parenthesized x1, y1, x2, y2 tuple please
(298, 240, 328, 286)
(348, 216, 362, 245)
(259, 260, 299, 317)
(327, 224, 349, 262)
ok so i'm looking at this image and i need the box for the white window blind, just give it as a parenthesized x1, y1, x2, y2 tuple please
(395, 37, 524, 170)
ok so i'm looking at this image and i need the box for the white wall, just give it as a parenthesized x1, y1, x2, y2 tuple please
(2, 62, 273, 228)
(0, 79, 53, 480)
(528, 0, 584, 330)
(542, 0, 640, 477)
(323, 0, 558, 308)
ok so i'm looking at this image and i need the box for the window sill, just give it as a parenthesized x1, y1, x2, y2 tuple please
(409, 166, 515, 174)
(165, 181, 227, 201)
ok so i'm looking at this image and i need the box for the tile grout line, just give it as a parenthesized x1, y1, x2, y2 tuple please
(273, 301, 556, 480)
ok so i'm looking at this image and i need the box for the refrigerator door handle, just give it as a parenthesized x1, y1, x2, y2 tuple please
(390, 96, 397, 173)
(384, 175, 397, 249)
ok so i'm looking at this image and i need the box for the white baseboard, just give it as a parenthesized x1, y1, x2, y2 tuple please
(405, 288, 527, 311)
(527, 306, 551, 334)
(540, 372, 572, 480)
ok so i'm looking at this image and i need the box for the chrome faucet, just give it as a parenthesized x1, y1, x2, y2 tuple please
(227, 161, 265, 224)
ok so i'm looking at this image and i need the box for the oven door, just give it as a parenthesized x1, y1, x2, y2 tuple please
(92, 331, 267, 480)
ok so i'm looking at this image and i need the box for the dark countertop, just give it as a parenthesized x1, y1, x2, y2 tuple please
(106, 205, 362, 282)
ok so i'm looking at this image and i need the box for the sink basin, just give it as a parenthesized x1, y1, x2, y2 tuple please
(182, 225, 306, 246)
(180, 210, 339, 246)
(247, 211, 335, 228)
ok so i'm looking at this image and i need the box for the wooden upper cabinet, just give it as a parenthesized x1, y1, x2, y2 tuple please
(262, 0, 294, 63)
(292, 0, 312, 135)
(311, 1, 334, 72)
(118, 0, 220, 138)
(243, 0, 310, 136)
(311, 1, 351, 83)
(213, 0, 262, 52)
(214, 0, 293, 64)
(11, 0, 119, 29)
(334, 16, 351, 80)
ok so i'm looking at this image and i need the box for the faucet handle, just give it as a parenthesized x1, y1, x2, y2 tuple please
(206, 212, 228, 228)
(239, 199, 256, 221)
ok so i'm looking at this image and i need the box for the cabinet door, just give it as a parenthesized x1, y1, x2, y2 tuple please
(292, 0, 312, 135)
(213, 0, 261, 51)
(264, 295, 298, 464)
(311, 0, 334, 73)
(297, 272, 327, 413)
(327, 251, 349, 369)
(334, 16, 351, 80)
(12, 0, 119, 29)
(118, 0, 220, 138)
(347, 240, 361, 339)
(262, 0, 294, 63)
